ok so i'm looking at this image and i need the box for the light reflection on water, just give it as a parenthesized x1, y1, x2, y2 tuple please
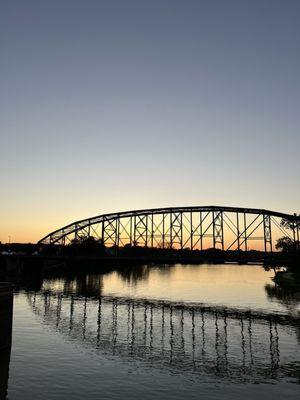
(6, 264, 300, 399)
(41, 264, 300, 315)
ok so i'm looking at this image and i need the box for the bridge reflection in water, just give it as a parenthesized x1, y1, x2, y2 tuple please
(27, 291, 299, 383)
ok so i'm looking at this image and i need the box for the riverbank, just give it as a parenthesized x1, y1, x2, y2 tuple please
(1, 250, 295, 277)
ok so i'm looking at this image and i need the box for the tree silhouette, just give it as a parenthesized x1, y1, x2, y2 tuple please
(280, 216, 300, 231)
(65, 235, 105, 256)
(275, 236, 298, 253)
(278, 217, 300, 253)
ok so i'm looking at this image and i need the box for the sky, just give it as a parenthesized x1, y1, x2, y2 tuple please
(1, 0, 299, 243)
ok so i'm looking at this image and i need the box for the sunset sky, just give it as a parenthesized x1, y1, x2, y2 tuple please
(1, 0, 299, 243)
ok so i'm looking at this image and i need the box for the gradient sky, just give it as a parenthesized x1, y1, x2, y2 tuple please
(1, 0, 299, 243)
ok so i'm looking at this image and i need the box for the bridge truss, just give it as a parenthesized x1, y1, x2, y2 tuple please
(38, 206, 300, 252)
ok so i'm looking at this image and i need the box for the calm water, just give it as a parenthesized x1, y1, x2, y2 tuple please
(4, 264, 300, 399)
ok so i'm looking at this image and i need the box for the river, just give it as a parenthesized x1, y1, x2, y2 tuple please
(4, 264, 300, 399)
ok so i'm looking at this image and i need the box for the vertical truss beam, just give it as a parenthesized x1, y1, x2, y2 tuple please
(190, 211, 193, 250)
(149, 213, 164, 248)
(212, 211, 224, 250)
(102, 218, 117, 247)
(133, 214, 148, 247)
(263, 215, 272, 252)
(243, 213, 248, 251)
(170, 212, 183, 249)
(200, 211, 203, 250)
(183, 210, 207, 250)
(150, 212, 154, 248)
(162, 213, 166, 249)
(117, 218, 131, 246)
(236, 212, 240, 251)
(292, 218, 300, 244)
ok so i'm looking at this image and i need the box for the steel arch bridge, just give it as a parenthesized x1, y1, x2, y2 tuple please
(38, 206, 300, 253)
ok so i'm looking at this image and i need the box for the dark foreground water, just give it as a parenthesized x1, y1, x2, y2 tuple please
(4, 264, 300, 399)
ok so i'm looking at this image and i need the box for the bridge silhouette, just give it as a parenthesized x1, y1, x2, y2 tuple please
(38, 206, 299, 253)
(27, 289, 300, 383)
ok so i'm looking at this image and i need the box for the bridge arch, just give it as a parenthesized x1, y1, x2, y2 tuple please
(38, 206, 299, 252)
